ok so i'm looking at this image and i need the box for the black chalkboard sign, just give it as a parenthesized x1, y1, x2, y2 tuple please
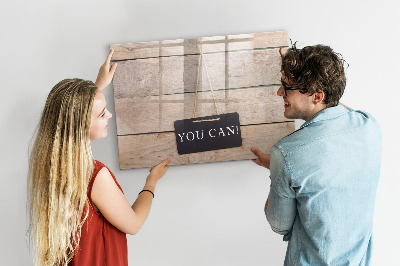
(174, 112, 242, 155)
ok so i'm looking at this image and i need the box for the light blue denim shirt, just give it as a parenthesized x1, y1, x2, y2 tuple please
(266, 105, 382, 266)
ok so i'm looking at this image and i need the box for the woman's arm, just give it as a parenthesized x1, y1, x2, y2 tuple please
(91, 158, 170, 235)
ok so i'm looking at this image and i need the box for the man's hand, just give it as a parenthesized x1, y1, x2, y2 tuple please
(95, 49, 117, 90)
(251, 147, 271, 169)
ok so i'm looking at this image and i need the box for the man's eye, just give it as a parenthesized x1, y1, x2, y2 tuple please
(101, 112, 105, 117)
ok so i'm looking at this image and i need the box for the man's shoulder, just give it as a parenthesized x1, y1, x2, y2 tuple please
(348, 109, 380, 127)
(336, 108, 381, 139)
(273, 107, 381, 157)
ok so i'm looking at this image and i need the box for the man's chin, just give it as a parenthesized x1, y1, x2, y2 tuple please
(283, 111, 294, 119)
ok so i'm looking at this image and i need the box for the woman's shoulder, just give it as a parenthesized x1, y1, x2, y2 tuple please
(93, 159, 105, 169)
(90, 160, 107, 188)
(93, 160, 115, 177)
(91, 160, 123, 192)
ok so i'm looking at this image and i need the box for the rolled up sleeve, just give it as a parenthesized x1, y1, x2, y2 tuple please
(266, 145, 297, 241)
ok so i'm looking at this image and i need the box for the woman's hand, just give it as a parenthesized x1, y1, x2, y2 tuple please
(146, 158, 171, 186)
(95, 49, 117, 90)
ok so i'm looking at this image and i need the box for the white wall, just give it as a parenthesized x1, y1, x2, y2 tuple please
(1, 0, 399, 265)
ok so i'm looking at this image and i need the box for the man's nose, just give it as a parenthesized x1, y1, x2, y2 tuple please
(277, 85, 285, 97)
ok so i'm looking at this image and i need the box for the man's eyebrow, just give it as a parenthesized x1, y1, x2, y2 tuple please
(281, 79, 295, 88)
(281, 79, 288, 86)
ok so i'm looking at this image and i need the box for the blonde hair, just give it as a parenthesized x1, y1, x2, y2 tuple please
(28, 79, 97, 265)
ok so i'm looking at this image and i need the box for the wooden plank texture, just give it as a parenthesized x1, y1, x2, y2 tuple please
(111, 31, 291, 169)
(110, 31, 288, 61)
(115, 86, 290, 135)
(113, 48, 283, 98)
(117, 122, 294, 169)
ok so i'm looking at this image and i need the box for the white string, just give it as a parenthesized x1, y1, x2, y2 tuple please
(192, 44, 220, 118)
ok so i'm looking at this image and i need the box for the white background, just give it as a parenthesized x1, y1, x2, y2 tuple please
(1, 0, 399, 265)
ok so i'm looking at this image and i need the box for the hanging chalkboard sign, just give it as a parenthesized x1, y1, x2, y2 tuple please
(174, 112, 242, 155)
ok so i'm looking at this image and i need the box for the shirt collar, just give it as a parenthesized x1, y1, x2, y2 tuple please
(300, 105, 349, 129)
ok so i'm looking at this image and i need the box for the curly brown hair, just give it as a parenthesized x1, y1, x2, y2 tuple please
(281, 43, 347, 107)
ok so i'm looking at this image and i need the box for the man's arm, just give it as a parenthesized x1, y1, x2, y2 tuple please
(251, 145, 296, 238)
(251, 147, 272, 214)
(265, 146, 297, 240)
(266, 188, 296, 238)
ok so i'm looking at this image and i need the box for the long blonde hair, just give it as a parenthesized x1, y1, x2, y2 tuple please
(28, 79, 98, 265)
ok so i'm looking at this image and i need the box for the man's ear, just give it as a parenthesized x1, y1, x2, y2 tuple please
(313, 92, 325, 104)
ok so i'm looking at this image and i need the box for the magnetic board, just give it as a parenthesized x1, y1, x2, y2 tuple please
(110, 31, 294, 169)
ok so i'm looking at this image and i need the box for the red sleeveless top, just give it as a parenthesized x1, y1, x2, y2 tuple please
(69, 160, 128, 266)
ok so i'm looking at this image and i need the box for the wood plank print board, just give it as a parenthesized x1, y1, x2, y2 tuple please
(110, 31, 294, 169)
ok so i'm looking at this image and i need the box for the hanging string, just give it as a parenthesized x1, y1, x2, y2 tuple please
(193, 47, 202, 119)
(192, 44, 220, 119)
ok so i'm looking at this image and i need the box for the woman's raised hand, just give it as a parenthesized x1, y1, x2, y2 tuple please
(95, 49, 117, 90)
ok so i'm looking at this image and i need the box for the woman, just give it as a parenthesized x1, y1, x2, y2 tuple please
(27, 50, 170, 266)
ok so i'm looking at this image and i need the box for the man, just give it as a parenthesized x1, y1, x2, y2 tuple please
(251, 44, 381, 265)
